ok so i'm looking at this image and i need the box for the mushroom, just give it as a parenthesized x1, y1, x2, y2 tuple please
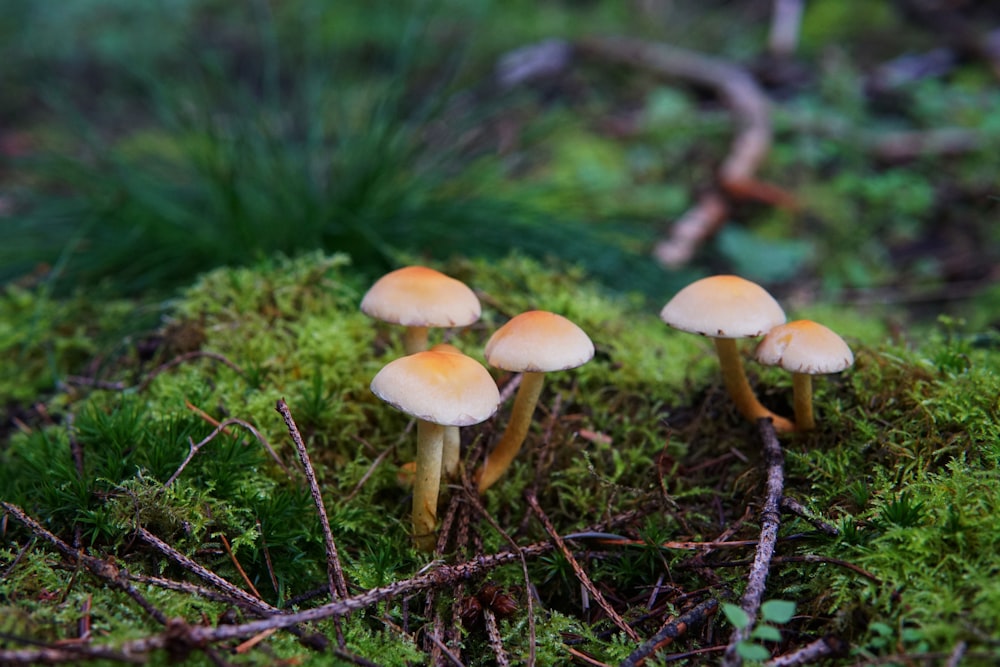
(428, 343, 467, 480)
(371, 349, 499, 551)
(361, 266, 481, 354)
(755, 320, 854, 431)
(476, 310, 594, 493)
(660, 275, 795, 432)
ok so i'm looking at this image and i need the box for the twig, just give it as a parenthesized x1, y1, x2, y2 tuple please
(483, 606, 511, 667)
(708, 554, 881, 585)
(218, 533, 262, 599)
(1, 503, 168, 626)
(945, 640, 967, 667)
(275, 398, 348, 601)
(465, 489, 536, 667)
(162, 417, 287, 488)
(764, 635, 845, 666)
(135, 526, 278, 614)
(721, 418, 785, 667)
(525, 492, 640, 642)
(779, 496, 839, 536)
(136, 350, 246, 392)
(767, 0, 804, 58)
(342, 445, 394, 503)
(575, 36, 796, 268)
(256, 519, 280, 599)
(620, 597, 720, 667)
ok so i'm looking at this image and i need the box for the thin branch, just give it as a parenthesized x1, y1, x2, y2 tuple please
(135, 526, 278, 614)
(136, 350, 246, 392)
(275, 399, 348, 601)
(464, 489, 537, 667)
(483, 607, 510, 667)
(525, 492, 640, 642)
(620, 597, 720, 667)
(779, 496, 839, 536)
(162, 417, 287, 488)
(763, 635, 846, 666)
(1, 503, 168, 626)
(721, 418, 785, 667)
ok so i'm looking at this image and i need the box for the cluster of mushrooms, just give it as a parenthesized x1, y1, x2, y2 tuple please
(362, 268, 853, 551)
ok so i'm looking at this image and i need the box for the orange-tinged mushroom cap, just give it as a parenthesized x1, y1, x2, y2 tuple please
(755, 320, 854, 374)
(484, 310, 594, 373)
(660, 275, 786, 338)
(361, 266, 481, 328)
(371, 350, 499, 426)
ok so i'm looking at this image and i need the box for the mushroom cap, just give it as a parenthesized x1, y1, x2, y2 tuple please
(660, 275, 786, 338)
(361, 266, 481, 328)
(371, 350, 499, 426)
(755, 320, 854, 374)
(484, 310, 594, 373)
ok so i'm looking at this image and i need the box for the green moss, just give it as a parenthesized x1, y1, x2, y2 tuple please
(3, 252, 1000, 663)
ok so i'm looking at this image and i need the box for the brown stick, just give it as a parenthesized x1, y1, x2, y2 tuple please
(620, 597, 720, 667)
(764, 635, 845, 666)
(525, 492, 640, 642)
(576, 36, 796, 268)
(275, 399, 349, 601)
(1, 503, 168, 626)
(721, 418, 785, 667)
(162, 417, 286, 488)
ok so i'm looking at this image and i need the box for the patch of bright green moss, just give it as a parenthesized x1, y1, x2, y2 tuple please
(3, 251, 1000, 664)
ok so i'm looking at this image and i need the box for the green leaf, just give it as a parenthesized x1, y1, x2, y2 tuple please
(736, 641, 771, 662)
(760, 599, 797, 624)
(722, 603, 751, 629)
(751, 624, 783, 642)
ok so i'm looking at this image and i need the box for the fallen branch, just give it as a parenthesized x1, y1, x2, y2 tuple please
(276, 398, 349, 601)
(162, 417, 285, 488)
(525, 492, 641, 642)
(721, 418, 785, 667)
(764, 635, 845, 666)
(575, 36, 797, 268)
(620, 597, 720, 667)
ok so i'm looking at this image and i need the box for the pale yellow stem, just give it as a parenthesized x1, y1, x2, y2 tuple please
(413, 420, 445, 552)
(442, 425, 461, 480)
(714, 338, 796, 433)
(791, 372, 815, 431)
(476, 371, 545, 493)
(403, 326, 430, 355)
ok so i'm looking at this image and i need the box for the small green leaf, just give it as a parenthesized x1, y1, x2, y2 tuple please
(722, 603, 751, 629)
(761, 599, 797, 624)
(751, 624, 783, 642)
(736, 641, 771, 662)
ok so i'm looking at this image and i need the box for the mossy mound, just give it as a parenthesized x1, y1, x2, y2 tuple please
(2, 252, 998, 664)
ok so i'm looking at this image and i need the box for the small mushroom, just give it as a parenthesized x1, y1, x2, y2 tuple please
(371, 349, 499, 550)
(660, 275, 795, 432)
(755, 320, 854, 431)
(476, 310, 594, 493)
(428, 343, 467, 480)
(361, 266, 481, 354)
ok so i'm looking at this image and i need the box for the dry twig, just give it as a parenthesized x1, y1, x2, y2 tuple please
(620, 597, 720, 667)
(721, 418, 785, 667)
(162, 417, 285, 488)
(763, 635, 845, 666)
(525, 492, 641, 642)
(276, 398, 349, 601)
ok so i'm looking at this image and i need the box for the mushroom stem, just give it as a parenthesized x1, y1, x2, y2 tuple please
(442, 426, 461, 480)
(714, 338, 796, 433)
(403, 326, 430, 355)
(791, 372, 815, 431)
(413, 420, 445, 552)
(477, 371, 546, 493)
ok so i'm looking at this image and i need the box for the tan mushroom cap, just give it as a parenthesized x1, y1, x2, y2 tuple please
(361, 266, 481, 328)
(660, 275, 786, 338)
(755, 320, 854, 374)
(485, 310, 594, 373)
(371, 350, 499, 426)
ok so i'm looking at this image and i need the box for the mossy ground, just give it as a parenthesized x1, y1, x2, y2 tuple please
(2, 253, 998, 664)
